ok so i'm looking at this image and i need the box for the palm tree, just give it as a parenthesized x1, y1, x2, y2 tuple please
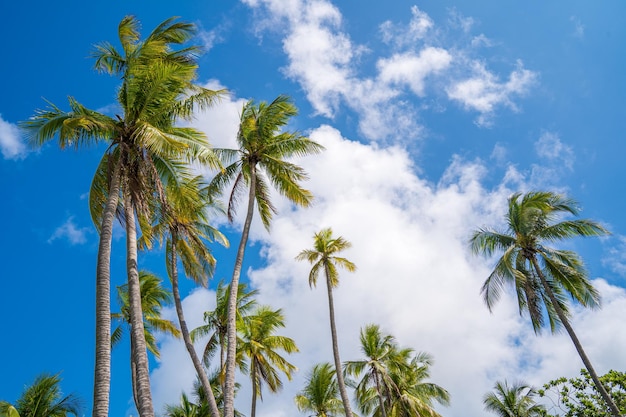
(210, 94, 323, 417)
(484, 380, 545, 417)
(191, 281, 258, 375)
(470, 191, 620, 416)
(0, 374, 81, 417)
(111, 270, 181, 410)
(24, 17, 224, 417)
(146, 174, 228, 417)
(239, 305, 299, 417)
(344, 324, 402, 417)
(295, 363, 345, 417)
(296, 228, 357, 417)
(373, 352, 449, 417)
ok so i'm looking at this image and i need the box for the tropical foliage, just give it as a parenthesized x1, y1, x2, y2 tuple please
(295, 363, 345, 417)
(538, 370, 626, 417)
(483, 380, 545, 417)
(209, 94, 323, 417)
(297, 227, 357, 417)
(0, 374, 81, 417)
(470, 191, 620, 417)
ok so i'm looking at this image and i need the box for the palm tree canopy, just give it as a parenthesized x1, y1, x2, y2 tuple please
(295, 363, 345, 417)
(240, 305, 299, 396)
(111, 270, 181, 357)
(209, 94, 324, 230)
(296, 227, 357, 289)
(483, 380, 545, 417)
(470, 191, 609, 333)
(1, 374, 82, 417)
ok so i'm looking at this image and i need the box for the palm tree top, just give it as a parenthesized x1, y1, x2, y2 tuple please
(296, 227, 357, 289)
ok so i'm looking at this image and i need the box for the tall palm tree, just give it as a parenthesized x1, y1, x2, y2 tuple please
(370, 352, 450, 417)
(210, 94, 323, 417)
(470, 191, 620, 416)
(191, 281, 258, 374)
(295, 363, 345, 417)
(111, 270, 181, 410)
(484, 380, 545, 417)
(24, 17, 224, 417)
(296, 228, 357, 417)
(239, 305, 299, 417)
(146, 174, 228, 417)
(344, 324, 403, 417)
(0, 374, 81, 417)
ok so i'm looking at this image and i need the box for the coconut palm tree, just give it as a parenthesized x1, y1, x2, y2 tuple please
(24, 16, 225, 417)
(145, 174, 228, 417)
(470, 191, 620, 416)
(371, 352, 449, 417)
(111, 270, 181, 410)
(191, 281, 258, 374)
(344, 324, 403, 417)
(295, 363, 345, 417)
(209, 94, 323, 417)
(239, 305, 298, 417)
(0, 374, 81, 417)
(296, 228, 357, 417)
(484, 380, 545, 417)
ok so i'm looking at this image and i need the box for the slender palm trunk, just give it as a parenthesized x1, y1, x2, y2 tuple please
(224, 165, 258, 417)
(130, 330, 139, 410)
(169, 239, 221, 417)
(324, 265, 354, 417)
(250, 361, 258, 417)
(93, 159, 121, 417)
(374, 371, 387, 417)
(531, 257, 622, 417)
(124, 191, 155, 417)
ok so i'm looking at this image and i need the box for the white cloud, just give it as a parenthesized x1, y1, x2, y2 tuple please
(149, 117, 626, 417)
(530, 131, 575, 185)
(48, 216, 91, 245)
(377, 47, 452, 96)
(243, 0, 537, 140)
(0, 114, 27, 159)
(446, 60, 537, 127)
(570, 16, 585, 39)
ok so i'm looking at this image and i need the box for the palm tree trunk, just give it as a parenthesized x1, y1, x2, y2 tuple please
(124, 191, 155, 417)
(531, 257, 622, 417)
(169, 239, 221, 417)
(224, 164, 258, 417)
(374, 371, 388, 417)
(93, 158, 121, 417)
(251, 361, 258, 417)
(324, 265, 354, 417)
(131, 330, 139, 410)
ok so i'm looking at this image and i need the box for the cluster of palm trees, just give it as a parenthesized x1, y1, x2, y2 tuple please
(15, 14, 623, 417)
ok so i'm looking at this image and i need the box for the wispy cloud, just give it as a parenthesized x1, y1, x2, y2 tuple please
(0, 114, 27, 159)
(530, 131, 575, 185)
(570, 16, 585, 39)
(446, 60, 537, 127)
(241, 0, 537, 140)
(48, 216, 91, 245)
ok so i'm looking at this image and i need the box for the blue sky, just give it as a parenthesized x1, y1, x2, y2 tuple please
(2, 1, 626, 416)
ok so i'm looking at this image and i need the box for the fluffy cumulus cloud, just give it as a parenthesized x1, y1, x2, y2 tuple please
(446, 60, 537, 127)
(48, 216, 91, 245)
(241, 0, 536, 141)
(0, 114, 27, 159)
(149, 100, 626, 416)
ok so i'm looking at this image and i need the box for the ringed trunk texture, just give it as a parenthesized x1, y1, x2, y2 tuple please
(374, 371, 388, 417)
(92, 160, 121, 417)
(223, 165, 257, 417)
(325, 265, 354, 417)
(250, 361, 258, 417)
(531, 257, 622, 417)
(169, 241, 221, 417)
(124, 192, 155, 417)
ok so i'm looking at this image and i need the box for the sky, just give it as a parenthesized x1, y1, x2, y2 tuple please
(1, 1, 626, 416)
